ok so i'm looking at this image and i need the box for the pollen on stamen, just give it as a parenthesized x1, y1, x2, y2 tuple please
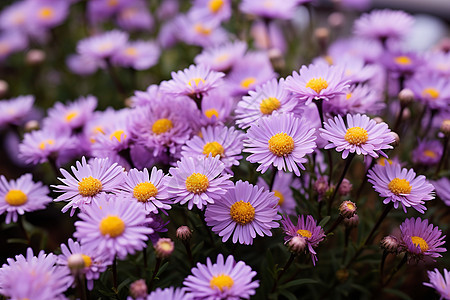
(209, 0, 224, 13)
(240, 77, 256, 89)
(78, 176, 103, 197)
(205, 109, 219, 119)
(185, 173, 209, 194)
(203, 141, 224, 158)
(152, 118, 173, 135)
(109, 130, 126, 142)
(268, 132, 295, 157)
(259, 97, 281, 115)
(230, 200, 255, 225)
(305, 77, 329, 94)
(388, 178, 412, 195)
(210, 274, 234, 291)
(411, 236, 429, 252)
(344, 127, 368, 145)
(297, 229, 312, 238)
(5, 189, 28, 206)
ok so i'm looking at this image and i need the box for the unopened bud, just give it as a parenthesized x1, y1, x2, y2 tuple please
(124, 97, 133, 108)
(154, 238, 174, 259)
(176, 225, 192, 241)
(398, 88, 414, 106)
(24, 120, 40, 132)
(339, 200, 357, 218)
(343, 214, 359, 228)
(314, 27, 329, 43)
(268, 48, 285, 71)
(0, 80, 8, 98)
(67, 253, 85, 274)
(338, 179, 352, 196)
(288, 236, 307, 254)
(389, 132, 400, 147)
(129, 279, 147, 299)
(373, 117, 383, 124)
(402, 107, 411, 120)
(26, 49, 46, 65)
(314, 176, 329, 196)
(381, 235, 399, 253)
(328, 12, 345, 28)
(440, 119, 450, 136)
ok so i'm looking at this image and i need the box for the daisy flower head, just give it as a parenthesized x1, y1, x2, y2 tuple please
(412, 139, 443, 166)
(120, 167, 171, 214)
(116, 2, 154, 31)
(77, 30, 129, 60)
(0, 174, 51, 224)
(191, 0, 232, 23)
(406, 74, 450, 110)
(281, 215, 326, 265)
(28, 0, 69, 29)
(74, 193, 154, 260)
(284, 63, 350, 105)
(0, 95, 34, 128)
(399, 217, 446, 261)
(433, 177, 450, 206)
(194, 40, 247, 72)
(200, 86, 234, 126)
(53, 156, 126, 216)
(181, 125, 245, 173)
(245, 113, 317, 176)
(353, 9, 414, 42)
(383, 50, 423, 77)
(111, 40, 160, 70)
(320, 114, 395, 159)
(367, 163, 434, 213)
(423, 268, 450, 300)
(240, 0, 298, 20)
(66, 53, 101, 76)
(174, 14, 228, 48)
(167, 155, 233, 210)
(257, 171, 298, 215)
(183, 253, 259, 299)
(236, 78, 297, 129)
(160, 64, 225, 99)
(205, 180, 281, 245)
(0, 248, 72, 300)
(58, 238, 111, 290)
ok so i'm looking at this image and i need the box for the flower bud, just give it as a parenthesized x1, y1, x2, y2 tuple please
(0, 80, 8, 98)
(440, 119, 450, 136)
(24, 120, 40, 132)
(268, 48, 285, 71)
(129, 279, 147, 299)
(26, 49, 46, 65)
(381, 235, 399, 254)
(373, 117, 383, 124)
(67, 253, 85, 274)
(343, 214, 359, 228)
(389, 132, 400, 147)
(154, 238, 174, 259)
(339, 200, 357, 218)
(328, 12, 345, 28)
(402, 107, 411, 120)
(338, 179, 352, 196)
(314, 176, 329, 197)
(398, 88, 414, 106)
(288, 236, 306, 254)
(176, 225, 192, 241)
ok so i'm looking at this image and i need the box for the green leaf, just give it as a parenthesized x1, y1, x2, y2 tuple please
(319, 216, 331, 227)
(117, 278, 132, 292)
(384, 288, 412, 300)
(279, 278, 318, 289)
(7, 238, 28, 245)
(278, 289, 298, 300)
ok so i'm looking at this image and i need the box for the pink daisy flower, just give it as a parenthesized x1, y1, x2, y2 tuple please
(205, 180, 281, 245)
(319, 114, 395, 159)
(244, 113, 317, 176)
(167, 156, 233, 210)
(183, 254, 259, 299)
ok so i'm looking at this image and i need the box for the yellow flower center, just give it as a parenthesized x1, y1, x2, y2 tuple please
(194, 23, 212, 35)
(347, 202, 355, 210)
(230, 200, 255, 225)
(394, 56, 412, 65)
(99, 215, 125, 237)
(388, 178, 411, 195)
(205, 109, 219, 119)
(188, 77, 205, 88)
(38, 7, 54, 20)
(377, 158, 393, 166)
(125, 47, 137, 56)
(98, 42, 113, 52)
(109, 130, 126, 142)
(297, 229, 312, 238)
(411, 236, 429, 252)
(152, 118, 173, 135)
(133, 182, 158, 202)
(38, 139, 54, 150)
(203, 141, 224, 158)
(5, 190, 28, 206)
(423, 150, 437, 158)
(274, 190, 284, 206)
(324, 55, 333, 65)
(305, 77, 328, 94)
(185, 173, 209, 194)
(268, 133, 295, 157)
(422, 88, 440, 99)
(65, 111, 78, 122)
(259, 97, 281, 115)
(209, 0, 224, 13)
(210, 274, 234, 291)
(81, 254, 92, 268)
(78, 176, 103, 197)
(215, 54, 229, 63)
(346, 93, 352, 100)
(108, 0, 118, 7)
(240, 77, 256, 89)
(344, 127, 368, 145)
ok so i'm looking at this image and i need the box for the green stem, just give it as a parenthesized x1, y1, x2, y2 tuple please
(271, 253, 295, 293)
(148, 258, 162, 291)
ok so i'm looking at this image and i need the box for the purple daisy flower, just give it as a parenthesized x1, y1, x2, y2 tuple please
(66, 54, 102, 76)
(424, 268, 450, 300)
(0, 95, 34, 127)
(0, 174, 52, 224)
(52, 156, 126, 216)
(120, 167, 171, 214)
(74, 194, 154, 260)
(160, 64, 225, 99)
(257, 171, 298, 215)
(194, 40, 247, 72)
(77, 30, 128, 60)
(399, 217, 446, 261)
(406, 74, 450, 110)
(236, 78, 298, 129)
(412, 139, 443, 166)
(281, 215, 326, 265)
(181, 125, 245, 173)
(205, 180, 281, 245)
(245, 113, 317, 176)
(58, 238, 111, 290)
(174, 14, 228, 48)
(167, 156, 233, 210)
(328, 37, 383, 65)
(191, 0, 232, 23)
(183, 253, 259, 299)
(353, 9, 414, 42)
(319, 114, 395, 159)
(200, 86, 234, 126)
(240, 0, 298, 20)
(382, 50, 423, 77)
(143, 286, 192, 300)
(433, 177, 450, 206)
(0, 32, 28, 61)
(0, 248, 72, 300)
(367, 163, 435, 213)
(284, 63, 350, 105)
(423, 51, 450, 78)
(111, 40, 160, 70)
(116, 2, 154, 31)
(28, 0, 69, 29)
